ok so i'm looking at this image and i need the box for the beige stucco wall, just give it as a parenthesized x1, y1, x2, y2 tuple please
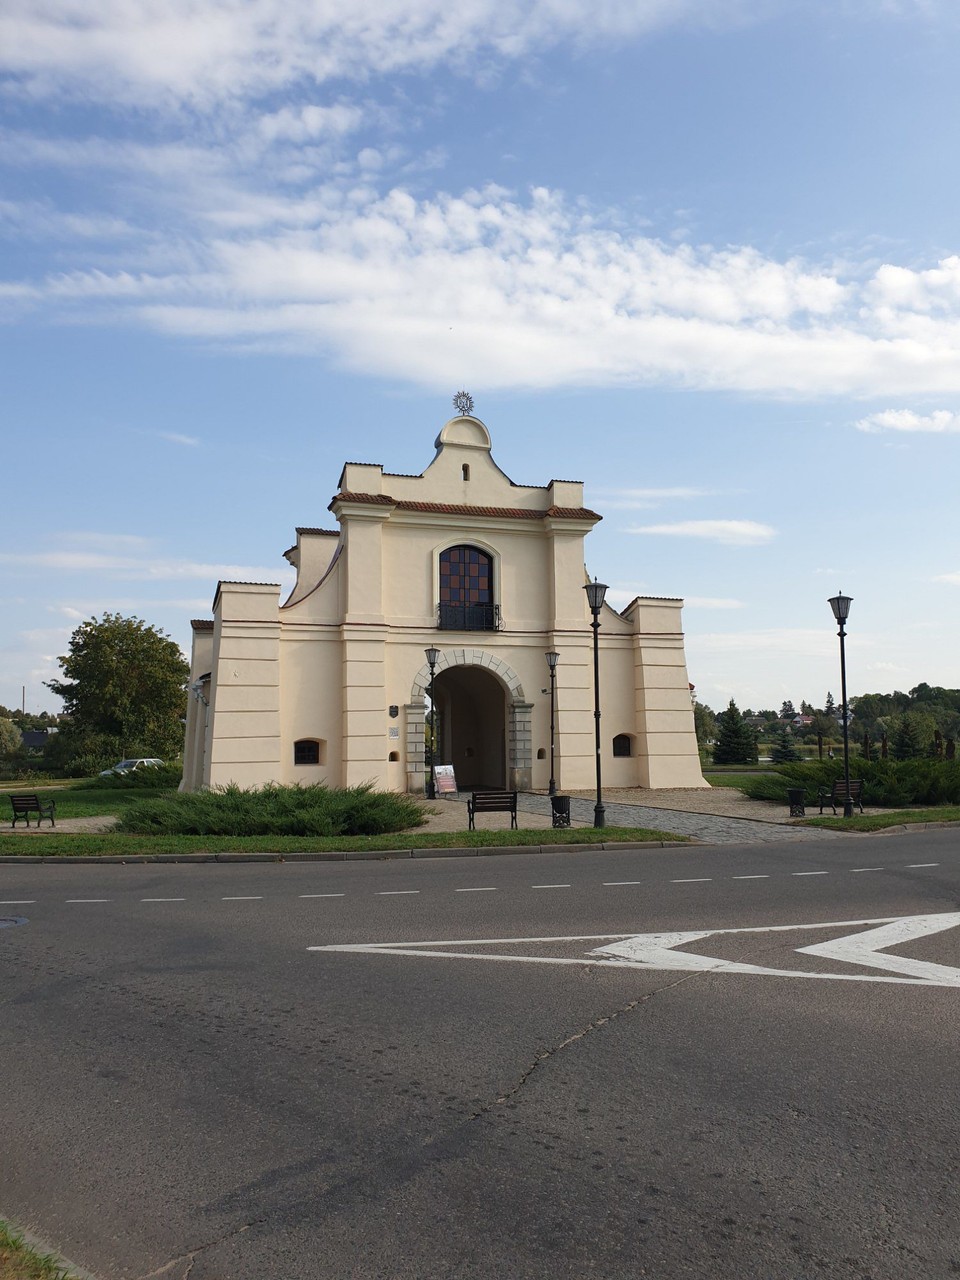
(183, 413, 706, 794)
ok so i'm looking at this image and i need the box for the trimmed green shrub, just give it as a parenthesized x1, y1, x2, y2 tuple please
(740, 758, 960, 808)
(117, 782, 425, 837)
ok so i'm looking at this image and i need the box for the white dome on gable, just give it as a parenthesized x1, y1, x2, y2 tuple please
(434, 415, 492, 452)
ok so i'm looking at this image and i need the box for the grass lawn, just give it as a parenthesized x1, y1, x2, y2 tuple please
(0, 825, 686, 857)
(703, 771, 776, 790)
(804, 806, 960, 832)
(0, 1222, 77, 1280)
(0, 784, 172, 821)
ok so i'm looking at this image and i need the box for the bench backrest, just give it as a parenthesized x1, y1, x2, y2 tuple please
(471, 791, 517, 808)
(10, 794, 40, 811)
(832, 779, 863, 798)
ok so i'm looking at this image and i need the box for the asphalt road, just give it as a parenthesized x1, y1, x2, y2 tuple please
(3, 831, 960, 1279)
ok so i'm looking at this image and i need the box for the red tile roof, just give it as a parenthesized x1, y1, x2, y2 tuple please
(190, 619, 214, 630)
(295, 527, 340, 536)
(330, 493, 601, 521)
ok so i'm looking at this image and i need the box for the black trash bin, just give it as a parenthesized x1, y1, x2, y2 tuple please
(787, 787, 806, 817)
(550, 795, 571, 828)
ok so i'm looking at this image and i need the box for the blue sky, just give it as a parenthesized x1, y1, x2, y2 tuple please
(3, 0, 960, 718)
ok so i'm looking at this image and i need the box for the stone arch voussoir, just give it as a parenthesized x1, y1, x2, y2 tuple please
(411, 649, 525, 703)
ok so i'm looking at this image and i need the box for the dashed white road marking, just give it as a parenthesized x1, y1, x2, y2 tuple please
(14, 853, 960, 914)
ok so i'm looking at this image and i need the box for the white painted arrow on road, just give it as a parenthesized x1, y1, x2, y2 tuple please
(311, 913, 960, 986)
(590, 913, 960, 985)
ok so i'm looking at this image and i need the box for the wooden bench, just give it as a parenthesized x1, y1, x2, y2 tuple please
(467, 790, 518, 830)
(9, 793, 56, 828)
(817, 779, 864, 815)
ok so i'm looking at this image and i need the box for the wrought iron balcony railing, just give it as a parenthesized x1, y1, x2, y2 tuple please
(436, 603, 501, 632)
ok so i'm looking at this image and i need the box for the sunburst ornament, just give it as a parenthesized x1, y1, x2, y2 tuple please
(452, 390, 475, 416)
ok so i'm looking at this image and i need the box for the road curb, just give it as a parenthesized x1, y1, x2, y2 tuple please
(873, 819, 960, 834)
(0, 840, 693, 865)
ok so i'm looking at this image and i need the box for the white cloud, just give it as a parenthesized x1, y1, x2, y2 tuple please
(48, 597, 211, 617)
(0, 1, 778, 108)
(683, 597, 745, 609)
(0, 549, 293, 583)
(855, 408, 960, 434)
(626, 520, 776, 546)
(592, 486, 718, 509)
(13, 175, 960, 398)
(11, 106, 960, 400)
(934, 571, 960, 585)
(155, 430, 200, 446)
(60, 531, 156, 550)
(257, 103, 367, 144)
(0, 197, 136, 241)
(691, 628, 838, 656)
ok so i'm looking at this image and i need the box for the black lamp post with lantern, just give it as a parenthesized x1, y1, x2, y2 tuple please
(424, 646, 440, 799)
(545, 650, 559, 796)
(827, 593, 854, 819)
(583, 579, 608, 828)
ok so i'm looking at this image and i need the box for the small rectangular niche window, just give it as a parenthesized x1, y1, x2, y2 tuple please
(461, 464, 470, 481)
(612, 734, 633, 758)
(294, 738, 325, 765)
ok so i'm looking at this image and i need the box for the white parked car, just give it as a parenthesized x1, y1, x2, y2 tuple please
(99, 758, 165, 777)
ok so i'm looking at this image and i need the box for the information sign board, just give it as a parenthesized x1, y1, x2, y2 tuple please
(433, 764, 458, 796)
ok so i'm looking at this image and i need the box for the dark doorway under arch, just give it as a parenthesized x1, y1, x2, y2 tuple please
(432, 665, 507, 789)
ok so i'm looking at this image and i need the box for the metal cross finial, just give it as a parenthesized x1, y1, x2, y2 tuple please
(452, 390, 475, 416)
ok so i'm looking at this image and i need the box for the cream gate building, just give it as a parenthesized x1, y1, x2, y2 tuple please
(181, 410, 706, 795)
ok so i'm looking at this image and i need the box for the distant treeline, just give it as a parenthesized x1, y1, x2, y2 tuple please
(695, 684, 960, 759)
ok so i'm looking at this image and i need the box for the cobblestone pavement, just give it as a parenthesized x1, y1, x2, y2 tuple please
(516, 793, 846, 844)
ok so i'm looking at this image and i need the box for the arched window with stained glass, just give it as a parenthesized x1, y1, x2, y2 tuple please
(438, 545, 498, 631)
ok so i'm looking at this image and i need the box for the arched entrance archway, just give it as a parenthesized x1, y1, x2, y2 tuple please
(406, 650, 533, 794)
(434, 664, 506, 789)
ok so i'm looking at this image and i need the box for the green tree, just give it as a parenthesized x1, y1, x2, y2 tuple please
(46, 613, 189, 760)
(770, 727, 801, 764)
(804, 711, 839, 742)
(824, 691, 835, 715)
(780, 700, 796, 720)
(0, 718, 22, 755)
(713, 700, 758, 766)
(693, 701, 717, 748)
(889, 711, 931, 761)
